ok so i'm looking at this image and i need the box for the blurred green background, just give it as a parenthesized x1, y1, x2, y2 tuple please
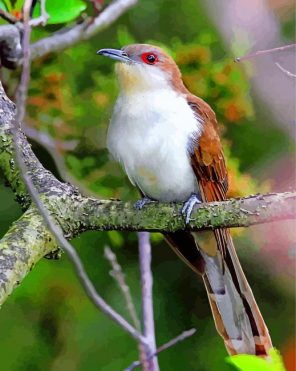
(0, 0, 295, 370)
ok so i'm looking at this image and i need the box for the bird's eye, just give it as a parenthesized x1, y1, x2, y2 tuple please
(141, 52, 158, 65)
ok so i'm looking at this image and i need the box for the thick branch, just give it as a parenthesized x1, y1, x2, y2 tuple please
(75, 192, 296, 233)
(0, 205, 57, 306)
(0, 81, 295, 307)
(0, 24, 23, 68)
(0, 191, 294, 306)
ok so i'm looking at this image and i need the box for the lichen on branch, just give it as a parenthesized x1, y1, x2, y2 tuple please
(0, 80, 295, 307)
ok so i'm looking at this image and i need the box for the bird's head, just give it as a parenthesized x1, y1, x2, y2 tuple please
(97, 44, 185, 94)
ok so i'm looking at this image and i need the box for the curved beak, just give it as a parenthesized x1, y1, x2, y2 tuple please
(97, 48, 132, 63)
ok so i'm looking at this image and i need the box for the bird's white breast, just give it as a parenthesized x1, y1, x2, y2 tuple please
(107, 89, 203, 202)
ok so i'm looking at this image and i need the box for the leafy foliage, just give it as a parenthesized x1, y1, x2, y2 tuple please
(0, 0, 8, 11)
(0, 0, 87, 23)
(32, 0, 87, 24)
(227, 348, 286, 371)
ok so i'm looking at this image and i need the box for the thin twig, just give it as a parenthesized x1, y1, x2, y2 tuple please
(104, 246, 147, 366)
(23, 125, 94, 195)
(15, 0, 32, 123)
(275, 62, 296, 78)
(12, 0, 148, 348)
(24, 125, 78, 151)
(13, 130, 148, 346)
(156, 328, 197, 354)
(124, 328, 197, 371)
(104, 246, 141, 331)
(0, 9, 18, 24)
(235, 43, 296, 62)
(138, 232, 159, 371)
(29, 0, 49, 27)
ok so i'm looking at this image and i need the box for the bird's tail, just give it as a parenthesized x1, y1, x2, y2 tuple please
(165, 229, 272, 357)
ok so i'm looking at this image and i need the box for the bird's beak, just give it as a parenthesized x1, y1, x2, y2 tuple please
(97, 48, 132, 63)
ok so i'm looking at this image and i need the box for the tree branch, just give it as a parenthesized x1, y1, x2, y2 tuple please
(235, 43, 296, 62)
(15, 0, 33, 123)
(0, 0, 137, 69)
(9, 9, 148, 345)
(138, 232, 159, 370)
(0, 9, 18, 24)
(275, 62, 296, 78)
(0, 205, 57, 306)
(0, 80, 295, 307)
(29, 0, 138, 61)
(29, 0, 49, 27)
(0, 24, 23, 69)
(104, 245, 141, 331)
(125, 328, 197, 371)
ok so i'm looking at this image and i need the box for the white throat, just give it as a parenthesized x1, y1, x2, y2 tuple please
(107, 87, 203, 202)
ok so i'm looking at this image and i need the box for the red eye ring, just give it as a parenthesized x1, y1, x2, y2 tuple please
(141, 52, 158, 65)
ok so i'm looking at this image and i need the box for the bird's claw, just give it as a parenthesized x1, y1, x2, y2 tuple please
(134, 197, 154, 210)
(181, 193, 202, 224)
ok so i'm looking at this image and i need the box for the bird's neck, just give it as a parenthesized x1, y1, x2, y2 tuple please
(115, 63, 188, 97)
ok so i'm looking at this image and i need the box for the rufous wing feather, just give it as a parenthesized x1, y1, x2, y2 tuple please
(166, 94, 272, 357)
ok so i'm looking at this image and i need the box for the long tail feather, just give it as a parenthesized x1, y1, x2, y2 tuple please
(165, 230, 272, 357)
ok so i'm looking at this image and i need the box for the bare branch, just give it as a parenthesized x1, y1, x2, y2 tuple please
(125, 328, 197, 371)
(0, 25, 23, 69)
(22, 125, 94, 195)
(15, 0, 33, 123)
(10, 3, 148, 347)
(12, 129, 148, 345)
(0, 205, 58, 305)
(0, 82, 295, 307)
(235, 43, 296, 62)
(104, 245, 147, 365)
(104, 246, 141, 331)
(29, 0, 138, 61)
(24, 125, 78, 151)
(275, 62, 296, 78)
(0, 9, 18, 24)
(156, 328, 197, 354)
(29, 0, 49, 27)
(138, 232, 159, 371)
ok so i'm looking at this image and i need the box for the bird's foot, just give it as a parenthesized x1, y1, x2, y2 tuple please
(181, 193, 202, 224)
(134, 196, 154, 210)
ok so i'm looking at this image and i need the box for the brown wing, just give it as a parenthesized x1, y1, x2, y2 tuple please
(187, 94, 228, 203)
(187, 94, 230, 258)
(185, 95, 272, 356)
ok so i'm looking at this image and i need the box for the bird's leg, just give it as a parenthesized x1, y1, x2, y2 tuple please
(134, 196, 155, 210)
(181, 193, 202, 224)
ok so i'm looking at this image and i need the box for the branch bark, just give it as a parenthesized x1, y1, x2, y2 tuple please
(0, 81, 295, 307)
(0, 24, 23, 69)
(29, 0, 137, 61)
(0, 0, 137, 69)
(138, 232, 159, 371)
(0, 205, 56, 307)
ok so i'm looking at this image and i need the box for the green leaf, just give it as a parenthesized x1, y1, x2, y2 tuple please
(226, 348, 286, 371)
(227, 355, 270, 371)
(33, 0, 87, 25)
(0, 0, 8, 11)
(107, 231, 124, 248)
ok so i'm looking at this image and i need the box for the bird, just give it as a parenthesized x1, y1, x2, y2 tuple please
(97, 44, 272, 357)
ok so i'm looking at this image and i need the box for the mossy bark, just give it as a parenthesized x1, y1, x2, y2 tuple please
(0, 81, 295, 306)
